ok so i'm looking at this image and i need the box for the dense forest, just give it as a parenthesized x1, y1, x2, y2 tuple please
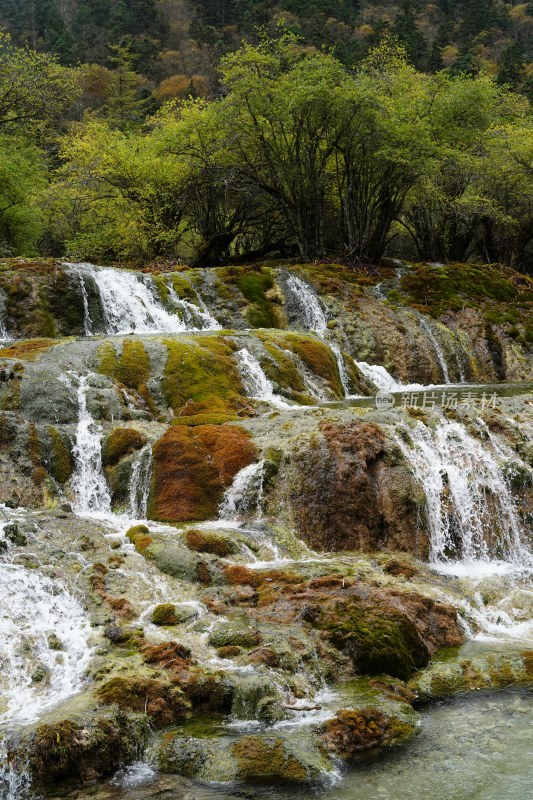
(2, 1, 533, 271)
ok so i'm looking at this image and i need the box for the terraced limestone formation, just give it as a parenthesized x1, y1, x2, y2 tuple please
(0, 258, 532, 798)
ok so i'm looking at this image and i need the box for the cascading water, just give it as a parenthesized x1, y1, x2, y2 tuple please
(70, 374, 112, 516)
(416, 314, 451, 384)
(165, 279, 221, 331)
(285, 273, 399, 396)
(396, 416, 533, 568)
(129, 444, 153, 519)
(356, 361, 401, 392)
(77, 270, 93, 336)
(285, 274, 328, 335)
(0, 538, 94, 798)
(65, 263, 194, 335)
(0, 563, 94, 725)
(285, 275, 355, 395)
(236, 348, 293, 409)
(219, 461, 266, 520)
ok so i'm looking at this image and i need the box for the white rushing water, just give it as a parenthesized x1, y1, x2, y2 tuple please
(165, 279, 221, 331)
(77, 270, 93, 336)
(66, 262, 219, 335)
(356, 361, 401, 392)
(285, 273, 404, 396)
(236, 348, 293, 409)
(70, 374, 112, 516)
(129, 444, 153, 519)
(396, 416, 533, 569)
(285, 274, 328, 334)
(416, 314, 451, 384)
(219, 461, 266, 520)
(0, 562, 94, 726)
(285, 274, 356, 395)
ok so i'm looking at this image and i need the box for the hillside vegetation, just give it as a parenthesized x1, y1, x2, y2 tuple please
(2, 3, 533, 272)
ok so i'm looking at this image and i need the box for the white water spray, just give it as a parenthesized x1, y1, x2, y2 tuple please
(396, 417, 533, 567)
(219, 461, 266, 520)
(165, 279, 221, 331)
(0, 562, 94, 726)
(236, 349, 293, 409)
(70, 375, 112, 516)
(65, 263, 191, 334)
(129, 444, 153, 519)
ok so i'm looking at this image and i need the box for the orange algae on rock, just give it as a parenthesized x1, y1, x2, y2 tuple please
(150, 423, 257, 522)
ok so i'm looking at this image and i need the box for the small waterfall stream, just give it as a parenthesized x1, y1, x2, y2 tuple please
(284, 275, 355, 396)
(0, 561, 94, 726)
(285, 273, 400, 396)
(219, 461, 266, 520)
(396, 417, 533, 568)
(129, 444, 153, 519)
(236, 348, 293, 409)
(416, 314, 451, 384)
(165, 279, 221, 331)
(66, 263, 220, 335)
(70, 374, 112, 516)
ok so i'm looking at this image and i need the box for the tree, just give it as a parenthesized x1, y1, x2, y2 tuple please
(45, 119, 190, 260)
(0, 28, 79, 135)
(0, 135, 46, 254)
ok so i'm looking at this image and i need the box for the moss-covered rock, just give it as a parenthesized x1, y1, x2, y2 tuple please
(8, 711, 150, 789)
(126, 524, 153, 554)
(208, 623, 262, 649)
(152, 603, 181, 625)
(102, 428, 147, 467)
(150, 423, 257, 522)
(409, 651, 533, 700)
(312, 601, 430, 681)
(320, 707, 416, 761)
(185, 528, 237, 556)
(96, 676, 190, 727)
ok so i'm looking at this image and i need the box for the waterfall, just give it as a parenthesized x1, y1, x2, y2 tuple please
(70, 375, 112, 516)
(165, 280, 221, 331)
(285, 274, 328, 334)
(0, 742, 31, 800)
(285, 274, 354, 396)
(396, 417, 533, 567)
(355, 361, 401, 392)
(0, 562, 93, 726)
(77, 270, 93, 336)
(417, 315, 451, 384)
(129, 444, 153, 519)
(65, 263, 190, 334)
(219, 461, 266, 520)
(236, 349, 293, 409)
(330, 344, 352, 397)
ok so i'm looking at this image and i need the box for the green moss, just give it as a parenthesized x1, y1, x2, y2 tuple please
(152, 603, 180, 625)
(117, 340, 150, 388)
(126, 524, 154, 554)
(102, 428, 147, 467)
(400, 263, 533, 318)
(97, 340, 150, 390)
(314, 601, 429, 681)
(97, 342, 118, 378)
(48, 426, 73, 484)
(162, 337, 243, 415)
(96, 677, 190, 727)
(232, 737, 307, 782)
(218, 265, 281, 328)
